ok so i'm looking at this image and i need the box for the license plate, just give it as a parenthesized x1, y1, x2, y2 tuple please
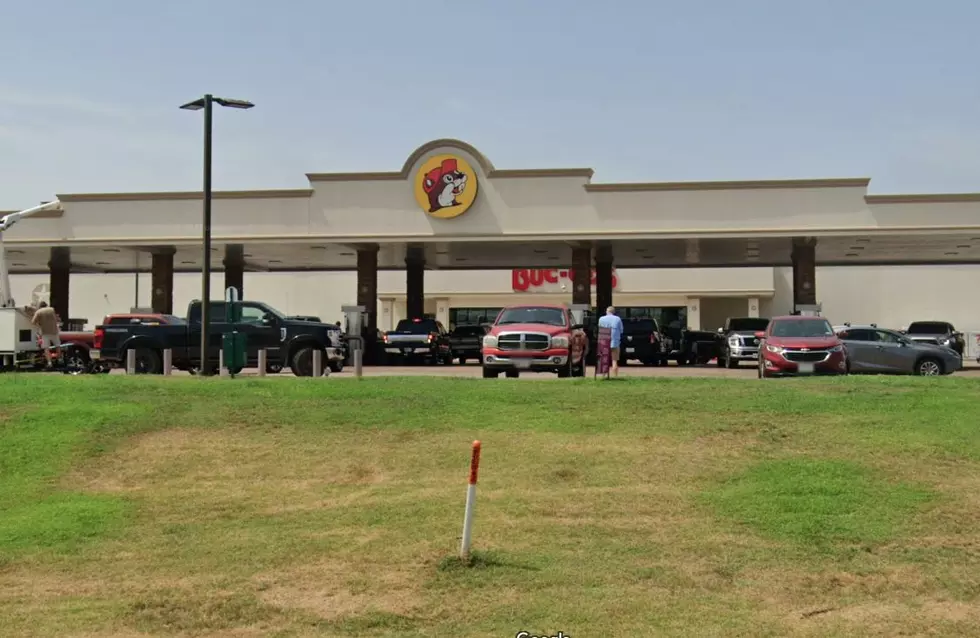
(626, 347, 635, 353)
(89, 350, 101, 360)
(514, 359, 531, 369)
(798, 362, 814, 374)
(402, 347, 412, 353)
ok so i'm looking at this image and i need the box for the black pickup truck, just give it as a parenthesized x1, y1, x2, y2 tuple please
(382, 318, 453, 364)
(91, 300, 344, 376)
(448, 324, 488, 364)
(619, 318, 669, 366)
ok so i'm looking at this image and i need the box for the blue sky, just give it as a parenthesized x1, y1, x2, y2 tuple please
(2, 0, 979, 208)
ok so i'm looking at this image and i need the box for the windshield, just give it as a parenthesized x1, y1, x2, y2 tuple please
(623, 319, 657, 334)
(496, 307, 567, 327)
(452, 325, 486, 336)
(770, 318, 834, 338)
(728, 318, 770, 332)
(395, 319, 439, 333)
(907, 322, 951, 334)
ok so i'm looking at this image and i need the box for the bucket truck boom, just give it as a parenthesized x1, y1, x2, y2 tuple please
(0, 200, 63, 308)
(0, 200, 63, 363)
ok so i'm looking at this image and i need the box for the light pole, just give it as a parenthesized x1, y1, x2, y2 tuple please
(180, 94, 254, 376)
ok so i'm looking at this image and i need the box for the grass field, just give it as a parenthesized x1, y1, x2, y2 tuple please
(2, 374, 980, 637)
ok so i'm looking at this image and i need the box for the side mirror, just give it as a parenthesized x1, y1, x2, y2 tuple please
(754, 331, 765, 339)
(717, 327, 724, 334)
(261, 314, 274, 325)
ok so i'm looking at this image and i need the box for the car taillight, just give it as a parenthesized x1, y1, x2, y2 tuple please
(382, 334, 389, 343)
(428, 332, 437, 342)
(650, 334, 657, 344)
(94, 328, 104, 349)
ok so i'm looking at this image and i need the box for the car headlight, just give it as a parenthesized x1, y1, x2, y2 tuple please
(829, 345, 843, 353)
(482, 335, 498, 348)
(551, 335, 569, 348)
(728, 336, 740, 347)
(765, 344, 783, 354)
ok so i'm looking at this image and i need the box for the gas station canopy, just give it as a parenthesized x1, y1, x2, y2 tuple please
(2, 139, 978, 274)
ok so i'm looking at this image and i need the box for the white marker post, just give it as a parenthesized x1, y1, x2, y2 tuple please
(460, 440, 482, 562)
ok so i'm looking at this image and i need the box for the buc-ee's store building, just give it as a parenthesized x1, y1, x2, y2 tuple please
(5, 138, 980, 345)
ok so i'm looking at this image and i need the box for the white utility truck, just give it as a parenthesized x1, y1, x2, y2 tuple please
(0, 201, 63, 369)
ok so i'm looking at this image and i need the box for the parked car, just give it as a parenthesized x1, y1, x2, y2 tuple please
(382, 318, 453, 365)
(900, 321, 965, 356)
(481, 304, 588, 378)
(757, 315, 848, 378)
(91, 300, 344, 376)
(716, 317, 771, 368)
(449, 324, 489, 364)
(835, 324, 961, 376)
(619, 318, 669, 366)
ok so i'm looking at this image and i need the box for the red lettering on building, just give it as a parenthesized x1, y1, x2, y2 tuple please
(512, 268, 618, 292)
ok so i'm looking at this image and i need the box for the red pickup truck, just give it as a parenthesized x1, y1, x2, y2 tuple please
(481, 304, 588, 378)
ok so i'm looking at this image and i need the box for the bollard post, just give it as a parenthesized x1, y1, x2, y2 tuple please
(460, 440, 482, 562)
(312, 349, 323, 377)
(219, 350, 229, 377)
(258, 349, 267, 377)
(126, 349, 136, 374)
(354, 344, 363, 378)
(162, 349, 172, 376)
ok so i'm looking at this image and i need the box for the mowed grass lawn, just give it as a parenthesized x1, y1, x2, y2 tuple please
(2, 375, 980, 637)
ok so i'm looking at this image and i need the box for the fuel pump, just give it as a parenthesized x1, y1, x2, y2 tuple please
(221, 287, 246, 376)
(568, 304, 590, 328)
(341, 305, 367, 377)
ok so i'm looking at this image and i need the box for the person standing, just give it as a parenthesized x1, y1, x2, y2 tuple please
(31, 301, 61, 369)
(597, 306, 624, 377)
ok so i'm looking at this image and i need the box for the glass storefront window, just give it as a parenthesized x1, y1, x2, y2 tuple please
(449, 308, 503, 327)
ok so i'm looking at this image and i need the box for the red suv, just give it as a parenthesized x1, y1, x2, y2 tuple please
(756, 315, 847, 378)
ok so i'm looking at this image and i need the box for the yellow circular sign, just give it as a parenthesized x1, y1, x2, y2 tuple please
(413, 154, 478, 219)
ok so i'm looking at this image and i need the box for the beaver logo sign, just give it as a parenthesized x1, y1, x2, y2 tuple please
(414, 154, 478, 219)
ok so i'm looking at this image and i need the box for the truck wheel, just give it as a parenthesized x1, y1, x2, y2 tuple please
(725, 354, 738, 369)
(266, 363, 283, 374)
(505, 370, 520, 378)
(61, 347, 90, 375)
(329, 361, 344, 373)
(130, 348, 162, 375)
(290, 346, 326, 377)
(557, 365, 571, 378)
(459, 357, 467, 365)
(482, 367, 498, 379)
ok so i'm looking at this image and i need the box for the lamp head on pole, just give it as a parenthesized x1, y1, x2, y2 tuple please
(179, 96, 254, 111)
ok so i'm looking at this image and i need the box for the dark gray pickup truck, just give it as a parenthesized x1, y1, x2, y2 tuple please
(91, 300, 344, 375)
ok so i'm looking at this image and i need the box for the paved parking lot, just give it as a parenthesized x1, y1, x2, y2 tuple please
(146, 360, 978, 379)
